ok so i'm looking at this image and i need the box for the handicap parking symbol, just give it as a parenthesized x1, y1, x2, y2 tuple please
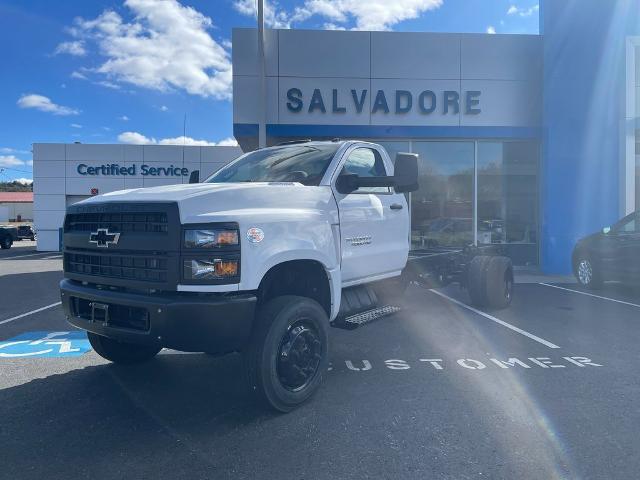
(0, 331, 92, 358)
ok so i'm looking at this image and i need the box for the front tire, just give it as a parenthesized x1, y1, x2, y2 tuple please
(88, 332, 161, 364)
(574, 256, 603, 289)
(1, 236, 12, 249)
(245, 296, 329, 413)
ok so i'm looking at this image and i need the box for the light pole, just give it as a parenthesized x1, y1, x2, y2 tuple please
(257, 0, 267, 149)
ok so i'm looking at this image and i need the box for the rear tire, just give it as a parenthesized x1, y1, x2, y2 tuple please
(245, 295, 328, 413)
(468, 256, 514, 310)
(1, 236, 12, 249)
(573, 255, 603, 290)
(88, 332, 161, 364)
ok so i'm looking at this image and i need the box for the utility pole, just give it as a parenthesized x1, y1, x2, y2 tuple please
(257, 0, 267, 149)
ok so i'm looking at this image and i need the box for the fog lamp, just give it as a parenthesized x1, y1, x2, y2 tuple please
(183, 259, 239, 281)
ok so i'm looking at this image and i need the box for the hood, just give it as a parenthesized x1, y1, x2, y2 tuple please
(76, 182, 338, 224)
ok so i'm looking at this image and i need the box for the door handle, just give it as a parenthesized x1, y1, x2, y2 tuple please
(390, 203, 403, 210)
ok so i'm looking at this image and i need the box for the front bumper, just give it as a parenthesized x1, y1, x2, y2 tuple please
(60, 279, 257, 353)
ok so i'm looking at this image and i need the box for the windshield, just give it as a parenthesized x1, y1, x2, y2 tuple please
(206, 144, 340, 186)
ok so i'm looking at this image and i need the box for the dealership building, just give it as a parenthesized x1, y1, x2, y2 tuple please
(33, 0, 640, 274)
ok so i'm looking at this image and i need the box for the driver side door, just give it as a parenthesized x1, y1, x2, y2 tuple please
(609, 212, 640, 281)
(333, 146, 409, 286)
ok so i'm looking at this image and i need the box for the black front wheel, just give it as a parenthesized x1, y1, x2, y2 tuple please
(88, 332, 161, 364)
(1, 236, 12, 249)
(245, 295, 329, 412)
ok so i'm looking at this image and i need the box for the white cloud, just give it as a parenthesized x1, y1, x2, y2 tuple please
(71, 71, 88, 80)
(12, 178, 33, 185)
(234, 0, 443, 31)
(118, 131, 237, 147)
(96, 80, 121, 90)
(486, 25, 496, 34)
(233, 0, 294, 28)
(117, 131, 151, 145)
(0, 155, 26, 167)
(68, 0, 232, 99)
(0, 147, 30, 155)
(54, 40, 86, 56)
(71, 123, 82, 128)
(119, 115, 129, 121)
(214, 137, 239, 147)
(507, 4, 539, 17)
(17, 94, 80, 115)
(160, 105, 169, 112)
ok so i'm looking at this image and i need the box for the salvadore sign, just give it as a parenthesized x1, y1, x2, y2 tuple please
(286, 88, 482, 116)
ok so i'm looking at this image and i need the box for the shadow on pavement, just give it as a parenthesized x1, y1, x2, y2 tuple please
(0, 353, 273, 479)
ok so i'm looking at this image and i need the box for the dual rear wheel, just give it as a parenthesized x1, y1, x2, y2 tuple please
(467, 256, 514, 309)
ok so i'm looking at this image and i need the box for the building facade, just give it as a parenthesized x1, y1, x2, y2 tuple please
(32, 143, 241, 251)
(0, 192, 33, 223)
(232, 0, 640, 273)
(30, 0, 640, 272)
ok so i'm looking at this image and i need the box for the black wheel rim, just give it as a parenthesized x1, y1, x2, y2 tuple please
(276, 319, 323, 392)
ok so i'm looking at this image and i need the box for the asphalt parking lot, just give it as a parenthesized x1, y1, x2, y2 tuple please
(1, 244, 639, 479)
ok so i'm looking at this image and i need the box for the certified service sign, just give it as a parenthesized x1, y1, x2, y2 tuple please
(247, 227, 265, 244)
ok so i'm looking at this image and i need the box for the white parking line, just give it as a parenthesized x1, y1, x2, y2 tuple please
(0, 252, 62, 260)
(0, 302, 62, 326)
(539, 282, 640, 309)
(428, 289, 561, 349)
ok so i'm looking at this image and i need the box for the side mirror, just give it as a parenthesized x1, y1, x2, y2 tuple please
(336, 173, 359, 194)
(188, 170, 200, 184)
(394, 153, 419, 193)
(602, 226, 611, 234)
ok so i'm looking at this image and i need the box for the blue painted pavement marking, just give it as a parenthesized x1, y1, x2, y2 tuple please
(0, 331, 92, 358)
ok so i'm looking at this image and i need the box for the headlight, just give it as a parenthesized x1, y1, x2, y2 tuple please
(183, 259, 239, 280)
(184, 228, 239, 248)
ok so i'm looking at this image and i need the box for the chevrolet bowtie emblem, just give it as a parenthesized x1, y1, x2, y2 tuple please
(89, 228, 121, 248)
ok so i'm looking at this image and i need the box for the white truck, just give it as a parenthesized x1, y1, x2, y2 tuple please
(60, 140, 513, 411)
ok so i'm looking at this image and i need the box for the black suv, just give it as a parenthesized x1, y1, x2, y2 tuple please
(16, 225, 36, 241)
(573, 211, 640, 288)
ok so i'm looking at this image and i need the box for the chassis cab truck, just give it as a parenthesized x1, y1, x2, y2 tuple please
(60, 140, 513, 411)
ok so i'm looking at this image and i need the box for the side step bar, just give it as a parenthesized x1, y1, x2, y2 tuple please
(332, 305, 402, 330)
(331, 284, 402, 330)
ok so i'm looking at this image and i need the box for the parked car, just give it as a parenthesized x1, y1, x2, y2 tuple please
(0, 225, 18, 249)
(16, 225, 36, 241)
(572, 211, 640, 288)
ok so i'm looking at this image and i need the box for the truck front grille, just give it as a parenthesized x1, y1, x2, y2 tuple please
(64, 212, 168, 234)
(64, 251, 169, 283)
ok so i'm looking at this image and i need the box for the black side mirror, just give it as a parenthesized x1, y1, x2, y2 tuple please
(188, 170, 200, 184)
(336, 173, 359, 194)
(394, 153, 419, 193)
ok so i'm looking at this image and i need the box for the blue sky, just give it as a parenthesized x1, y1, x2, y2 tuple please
(0, 0, 539, 182)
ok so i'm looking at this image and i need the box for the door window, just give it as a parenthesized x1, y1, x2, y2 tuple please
(339, 148, 389, 193)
